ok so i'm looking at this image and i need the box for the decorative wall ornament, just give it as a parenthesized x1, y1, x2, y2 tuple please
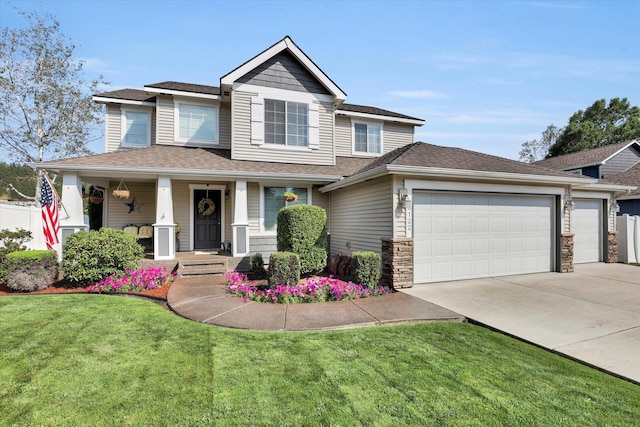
(125, 197, 143, 214)
(198, 198, 216, 216)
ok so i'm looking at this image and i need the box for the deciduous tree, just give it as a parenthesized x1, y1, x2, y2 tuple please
(519, 124, 561, 163)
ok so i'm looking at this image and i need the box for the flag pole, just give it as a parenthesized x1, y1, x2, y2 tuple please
(41, 169, 70, 217)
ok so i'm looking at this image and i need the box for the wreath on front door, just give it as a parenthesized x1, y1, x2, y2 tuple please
(198, 197, 216, 216)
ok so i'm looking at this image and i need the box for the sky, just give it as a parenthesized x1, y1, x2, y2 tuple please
(1, 0, 639, 160)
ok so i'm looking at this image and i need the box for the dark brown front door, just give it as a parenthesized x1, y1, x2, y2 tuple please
(194, 189, 221, 250)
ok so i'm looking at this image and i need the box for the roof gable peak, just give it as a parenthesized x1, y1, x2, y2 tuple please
(220, 36, 346, 102)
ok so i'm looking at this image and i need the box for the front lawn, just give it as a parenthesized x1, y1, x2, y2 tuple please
(0, 295, 637, 426)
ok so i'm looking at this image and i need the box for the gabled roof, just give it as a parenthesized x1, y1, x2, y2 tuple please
(144, 81, 221, 100)
(220, 36, 347, 102)
(337, 103, 424, 125)
(93, 89, 156, 106)
(533, 140, 640, 170)
(601, 162, 640, 198)
(35, 145, 373, 182)
(320, 142, 599, 192)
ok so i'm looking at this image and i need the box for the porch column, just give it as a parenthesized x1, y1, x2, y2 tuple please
(153, 175, 175, 260)
(60, 172, 88, 260)
(232, 179, 250, 257)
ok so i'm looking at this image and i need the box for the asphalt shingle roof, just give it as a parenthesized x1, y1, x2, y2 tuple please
(533, 141, 635, 170)
(357, 142, 584, 178)
(601, 162, 640, 197)
(39, 142, 587, 182)
(95, 89, 156, 103)
(145, 81, 221, 95)
(337, 104, 423, 122)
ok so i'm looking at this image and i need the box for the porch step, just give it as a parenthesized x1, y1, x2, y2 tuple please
(178, 258, 227, 277)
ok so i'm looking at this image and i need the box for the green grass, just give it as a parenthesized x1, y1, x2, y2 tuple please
(0, 295, 638, 426)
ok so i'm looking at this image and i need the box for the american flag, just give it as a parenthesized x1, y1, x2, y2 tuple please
(41, 177, 60, 250)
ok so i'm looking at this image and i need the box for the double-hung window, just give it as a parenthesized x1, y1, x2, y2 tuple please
(263, 187, 309, 232)
(121, 109, 151, 148)
(265, 99, 308, 147)
(353, 122, 382, 155)
(175, 102, 218, 144)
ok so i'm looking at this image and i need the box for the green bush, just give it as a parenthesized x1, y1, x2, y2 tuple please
(62, 228, 144, 285)
(268, 252, 300, 287)
(351, 251, 381, 288)
(250, 252, 267, 280)
(0, 228, 32, 280)
(4, 250, 58, 291)
(276, 205, 327, 275)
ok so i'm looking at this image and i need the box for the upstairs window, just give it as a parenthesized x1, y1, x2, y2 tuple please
(353, 122, 382, 155)
(175, 102, 218, 144)
(121, 109, 151, 148)
(265, 99, 308, 147)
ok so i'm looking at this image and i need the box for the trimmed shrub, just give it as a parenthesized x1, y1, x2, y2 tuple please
(250, 252, 267, 280)
(268, 251, 300, 287)
(4, 250, 58, 291)
(277, 205, 327, 275)
(351, 251, 381, 288)
(62, 228, 144, 285)
(0, 228, 32, 280)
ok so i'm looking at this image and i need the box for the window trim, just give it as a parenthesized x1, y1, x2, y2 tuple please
(351, 120, 383, 157)
(264, 98, 309, 148)
(120, 107, 151, 148)
(173, 100, 219, 144)
(259, 184, 313, 234)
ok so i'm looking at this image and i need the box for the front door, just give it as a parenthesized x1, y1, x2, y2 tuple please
(194, 189, 221, 250)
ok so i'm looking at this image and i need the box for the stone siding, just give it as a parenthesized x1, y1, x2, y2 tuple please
(607, 231, 618, 263)
(381, 237, 413, 289)
(561, 233, 574, 273)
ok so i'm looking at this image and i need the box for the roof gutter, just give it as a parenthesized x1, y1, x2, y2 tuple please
(319, 164, 598, 193)
(92, 96, 156, 106)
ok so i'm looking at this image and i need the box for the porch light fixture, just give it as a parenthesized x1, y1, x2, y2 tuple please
(564, 198, 575, 212)
(398, 188, 411, 204)
(610, 201, 620, 213)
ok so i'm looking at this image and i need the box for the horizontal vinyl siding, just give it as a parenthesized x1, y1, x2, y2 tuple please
(105, 105, 121, 152)
(393, 176, 407, 238)
(384, 122, 415, 152)
(334, 116, 352, 157)
(247, 182, 261, 233)
(329, 176, 393, 257)
(156, 95, 174, 145)
(333, 117, 415, 157)
(219, 102, 231, 149)
(231, 91, 334, 165)
(105, 182, 156, 229)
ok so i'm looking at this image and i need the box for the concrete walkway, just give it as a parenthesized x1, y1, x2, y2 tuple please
(167, 276, 464, 331)
(402, 263, 640, 384)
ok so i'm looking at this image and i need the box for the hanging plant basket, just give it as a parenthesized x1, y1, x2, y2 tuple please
(89, 193, 104, 205)
(283, 191, 298, 202)
(112, 179, 130, 200)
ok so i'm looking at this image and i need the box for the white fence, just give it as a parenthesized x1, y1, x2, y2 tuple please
(0, 201, 47, 250)
(617, 214, 640, 263)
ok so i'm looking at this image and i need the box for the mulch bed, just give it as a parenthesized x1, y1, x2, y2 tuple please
(0, 279, 173, 300)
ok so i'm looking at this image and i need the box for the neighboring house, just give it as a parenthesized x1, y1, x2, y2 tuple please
(533, 140, 640, 179)
(35, 37, 634, 286)
(535, 140, 640, 215)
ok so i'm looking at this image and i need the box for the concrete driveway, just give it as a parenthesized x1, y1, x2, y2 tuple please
(402, 263, 640, 384)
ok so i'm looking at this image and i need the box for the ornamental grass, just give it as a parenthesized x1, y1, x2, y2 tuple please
(226, 270, 391, 304)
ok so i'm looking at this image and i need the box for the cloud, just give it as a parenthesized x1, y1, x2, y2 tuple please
(78, 57, 121, 75)
(477, 78, 522, 86)
(388, 89, 447, 99)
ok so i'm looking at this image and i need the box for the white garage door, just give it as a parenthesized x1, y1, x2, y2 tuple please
(414, 192, 554, 283)
(571, 199, 602, 264)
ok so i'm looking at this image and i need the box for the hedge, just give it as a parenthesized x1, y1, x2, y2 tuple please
(351, 251, 381, 288)
(277, 205, 327, 275)
(268, 252, 301, 287)
(4, 250, 58, 291)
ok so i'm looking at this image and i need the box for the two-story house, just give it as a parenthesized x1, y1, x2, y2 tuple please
(37, 37, 633, 286)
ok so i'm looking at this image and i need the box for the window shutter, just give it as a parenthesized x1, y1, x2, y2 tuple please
(308, 102, 320, 150)
(251, 96, 264, 145)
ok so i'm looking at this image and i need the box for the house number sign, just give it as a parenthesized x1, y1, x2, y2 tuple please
(405, 203, 413, 237)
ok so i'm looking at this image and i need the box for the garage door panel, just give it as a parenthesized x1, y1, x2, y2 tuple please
(572, 200, 602, 264)
(414, 192, 554, 283)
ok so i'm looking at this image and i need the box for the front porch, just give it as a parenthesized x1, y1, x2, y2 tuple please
(58, 172, 252, 262)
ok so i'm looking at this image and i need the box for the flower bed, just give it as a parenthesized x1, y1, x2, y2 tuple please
(226, 270, 392, 304)
(86, 266, 175, 294)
